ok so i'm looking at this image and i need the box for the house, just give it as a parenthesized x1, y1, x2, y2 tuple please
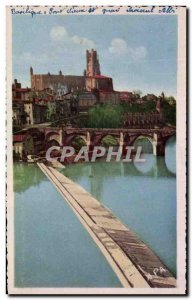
(119, 91, 133, 103)
(13, 134, 34, 159)
(77, 91, 97, 111)
(99, 90, 119, 105)
(12, 102, 27, 126)
(12, 79, 31, 101)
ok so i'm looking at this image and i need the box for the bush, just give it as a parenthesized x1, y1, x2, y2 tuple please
(72, 136, 86, 152)
(101, 135, 119, 147)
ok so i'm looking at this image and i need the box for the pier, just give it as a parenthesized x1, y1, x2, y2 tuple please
(38, 162, 176, 288)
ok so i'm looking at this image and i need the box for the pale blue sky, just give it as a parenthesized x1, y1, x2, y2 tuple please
(13, 14, 177, 97)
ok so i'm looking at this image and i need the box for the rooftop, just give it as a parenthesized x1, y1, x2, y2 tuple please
(13, 134, 28, 142)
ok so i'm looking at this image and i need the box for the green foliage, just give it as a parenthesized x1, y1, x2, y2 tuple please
(46, 102, 56, 121)
(71, 136, 86, 152)
(120, 101, 156, 113)
(101, 135, 119, 147)
(162, 97, 176, 126)
(82, 95, 176, 128)
(86, 105, 123, 128)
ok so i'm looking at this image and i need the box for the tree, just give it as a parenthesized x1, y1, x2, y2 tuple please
(162, 97, 176, 125)
(86, 105, 123, 128)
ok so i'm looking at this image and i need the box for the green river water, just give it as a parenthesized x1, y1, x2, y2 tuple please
(14, 136, 176, 287)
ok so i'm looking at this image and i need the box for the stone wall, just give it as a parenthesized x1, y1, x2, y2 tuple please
(31, 74, 86, 91)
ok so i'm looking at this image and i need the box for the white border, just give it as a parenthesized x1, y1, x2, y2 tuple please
(3, 2, 188, 297)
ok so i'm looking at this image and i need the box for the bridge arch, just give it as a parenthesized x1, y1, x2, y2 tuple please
(46, 139, 61, 149)
(130, 135, 154, 154)
(63, 133, 88, 149)
(165, 135, 176, 174)
(25, 128, 44, 141)
(45, 131, 61, 149)
(99, 134, 119, 147)
(70, 135, 88, 152)
(60, 128, 176, 156)
(165, 134, 176, 146)
(92, 133, 120, 147)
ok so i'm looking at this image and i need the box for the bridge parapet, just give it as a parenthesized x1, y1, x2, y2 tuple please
(61, 127, 175, 156)
(17, 126, 176, 156)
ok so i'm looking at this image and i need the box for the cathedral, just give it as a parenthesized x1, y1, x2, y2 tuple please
(30, 49, 114, 93)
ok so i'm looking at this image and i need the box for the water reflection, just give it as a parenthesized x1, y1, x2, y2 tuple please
(14, 163, 46, 193)
(14, 137, 176, 285)
(62, 138, 176, 275)
(134, 137, 153, 153)
(14, 138, 176, 196)
(14, 164, 121, 287)
(62, 137, 176, 199)
(134, 154, 175, 177)
(63, 155, 175, 201)
(165, 136, 176, 174)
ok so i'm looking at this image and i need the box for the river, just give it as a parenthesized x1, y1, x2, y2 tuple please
(14, 136, 176, 287)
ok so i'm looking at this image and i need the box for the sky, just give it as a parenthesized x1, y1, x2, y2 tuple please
(13, 14, 178, 98)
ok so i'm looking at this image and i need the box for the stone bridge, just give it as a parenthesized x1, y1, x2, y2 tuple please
(36, 126, 176, 156)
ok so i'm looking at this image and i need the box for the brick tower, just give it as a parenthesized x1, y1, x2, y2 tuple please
(86, 49, 101, 77)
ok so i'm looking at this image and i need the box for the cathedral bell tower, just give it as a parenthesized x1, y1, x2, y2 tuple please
(86, 49, 101, 77)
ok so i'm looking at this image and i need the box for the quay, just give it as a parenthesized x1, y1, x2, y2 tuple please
(37, 162, 176, 288)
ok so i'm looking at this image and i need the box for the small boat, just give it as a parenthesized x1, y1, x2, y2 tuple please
(27, 155, 39, 163)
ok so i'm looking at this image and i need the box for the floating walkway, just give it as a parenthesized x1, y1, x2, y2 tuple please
(37, 163, 176, 288)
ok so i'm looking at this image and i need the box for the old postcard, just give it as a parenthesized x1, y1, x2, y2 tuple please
(6, 6, 186, 295)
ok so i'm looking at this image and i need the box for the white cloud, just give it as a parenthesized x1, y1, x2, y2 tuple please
(109, 38, 147, 61)
(50, 26, 95, 48)
(109, 38, 128, 54)
(50, 26, 67, 41)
